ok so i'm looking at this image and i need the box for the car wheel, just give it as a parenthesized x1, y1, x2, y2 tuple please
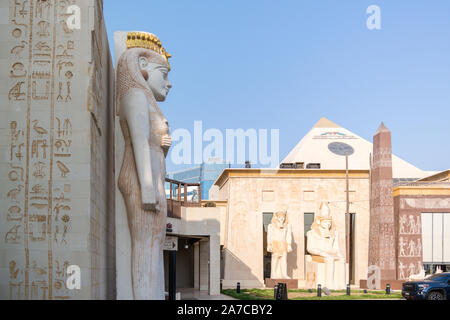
(427, 291, 444, 300)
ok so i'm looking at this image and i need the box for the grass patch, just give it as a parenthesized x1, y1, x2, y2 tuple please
(222, 289, 403, 301)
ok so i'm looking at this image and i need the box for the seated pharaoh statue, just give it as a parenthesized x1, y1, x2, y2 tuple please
(267, 211, 293, 279)
(116, 32, 173, 300)
(306, 202, 346, 290)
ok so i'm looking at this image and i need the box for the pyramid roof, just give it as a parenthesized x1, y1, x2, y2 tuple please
(281, 118, 434, 179)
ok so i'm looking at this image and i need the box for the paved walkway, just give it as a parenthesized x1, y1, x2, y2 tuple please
(179, 288, 236, 300)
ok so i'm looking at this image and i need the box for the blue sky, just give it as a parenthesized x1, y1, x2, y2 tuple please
(104, 1, 450, 173)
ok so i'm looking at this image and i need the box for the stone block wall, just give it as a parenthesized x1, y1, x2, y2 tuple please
(217, 172, 370, 288)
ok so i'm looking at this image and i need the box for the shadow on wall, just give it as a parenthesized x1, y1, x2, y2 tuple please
(222, 248, 262, 287)
(105, 75, 117, 299)
(287, 236, 298, 280)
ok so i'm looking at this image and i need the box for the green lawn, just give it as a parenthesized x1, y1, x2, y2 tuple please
(222, 288, 404, 300)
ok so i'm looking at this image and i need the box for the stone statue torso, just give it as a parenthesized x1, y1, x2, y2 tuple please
(118, 89, 169, 212)
(268, 224, 291, 255)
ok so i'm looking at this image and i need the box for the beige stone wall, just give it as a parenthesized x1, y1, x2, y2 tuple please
(0, 0, 115, 300)
(87, 0, 116, 300)
(218, 173, 370, 288)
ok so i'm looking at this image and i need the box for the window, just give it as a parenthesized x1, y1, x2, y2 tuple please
(304, 213, 315, 253)
(422, 213, 450, 265)
(263, 213, 274, 280)
(304, 213, 315, 235)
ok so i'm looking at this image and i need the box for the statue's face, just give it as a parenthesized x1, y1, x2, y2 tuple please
(320, 219, 332, 231)
(276, 214, 286, 225)
(139, 57, 172, 102)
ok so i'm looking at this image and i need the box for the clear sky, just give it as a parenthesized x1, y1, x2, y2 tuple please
(104, 0, 450, 173)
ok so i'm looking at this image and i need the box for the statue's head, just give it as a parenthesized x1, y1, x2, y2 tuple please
(318, 202, 331, 218)
(116, 32, 172, 114)
(318, 218, 332, 231)
(271, 211, 288, 229)
(311, 202, 334, 236)
(138, 55, 172, 102)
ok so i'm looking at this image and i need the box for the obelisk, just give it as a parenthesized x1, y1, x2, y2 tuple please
(368, 123, 397, 281)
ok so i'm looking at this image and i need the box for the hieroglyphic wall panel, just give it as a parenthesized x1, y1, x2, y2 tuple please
(394, 195, 450, 280)
(0, 0, 115, 300)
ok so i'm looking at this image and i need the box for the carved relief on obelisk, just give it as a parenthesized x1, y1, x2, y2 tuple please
(368, 123, 397, 281)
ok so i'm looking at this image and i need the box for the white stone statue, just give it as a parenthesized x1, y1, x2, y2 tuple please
(409, 268, 426, 281)
(435, 266, 443, 274)
(116, 32, 172, 300)
(267, 211, 292, 279)
(306, 202, 345, 290)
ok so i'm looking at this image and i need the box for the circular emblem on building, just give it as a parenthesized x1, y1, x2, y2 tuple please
(328, 142, 355, 156)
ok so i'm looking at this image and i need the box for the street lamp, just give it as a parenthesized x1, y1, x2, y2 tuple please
(328, 142, 355, 288)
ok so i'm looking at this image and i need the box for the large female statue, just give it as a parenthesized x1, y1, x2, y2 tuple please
(116, 32, 172, 300)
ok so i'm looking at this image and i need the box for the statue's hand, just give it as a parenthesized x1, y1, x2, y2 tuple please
(288, 245, 293, 253)
(267, 245, 273, 253)
(142, 188, 160, 212)
(161, 134, 172, 149)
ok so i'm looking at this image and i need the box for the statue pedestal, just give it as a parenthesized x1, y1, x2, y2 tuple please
(265, 279, 298, 289)
(305, 255, 347, 290)
(360, 280, 405, 291)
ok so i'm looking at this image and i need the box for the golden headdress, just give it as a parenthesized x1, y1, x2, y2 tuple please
(126, 31, 172, 70)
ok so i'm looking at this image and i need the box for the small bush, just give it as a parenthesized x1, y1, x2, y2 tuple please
(204, 202, 217, 208)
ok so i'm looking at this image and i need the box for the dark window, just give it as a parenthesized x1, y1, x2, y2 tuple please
(304, 213, 315, 253)
(263, 213, 274, 279)
(304, 213, 315, 234)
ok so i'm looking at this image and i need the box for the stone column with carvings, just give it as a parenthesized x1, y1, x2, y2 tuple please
(0, 0, 116, 300)
(368, 123, 397, 280)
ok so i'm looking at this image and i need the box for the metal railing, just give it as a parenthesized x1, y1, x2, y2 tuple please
(166, 178, 202, 219)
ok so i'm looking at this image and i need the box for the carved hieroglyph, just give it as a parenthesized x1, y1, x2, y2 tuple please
(306, 202, 346, 289)
(116, 32, 172, 300)
(267, 211, 292, 279)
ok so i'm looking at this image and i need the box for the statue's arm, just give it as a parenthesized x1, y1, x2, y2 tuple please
(121, 89, 158, 210)
(267, 224, 273, 252)
(332, 231, 343, 256)
(306, 232, 323, 256)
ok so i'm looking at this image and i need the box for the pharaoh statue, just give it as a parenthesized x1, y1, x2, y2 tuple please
(306, 202, 346, 290)
(116, 32, 173, 300)
(267, 211, 292, 279)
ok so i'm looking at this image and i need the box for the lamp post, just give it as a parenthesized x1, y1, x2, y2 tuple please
(328, 142, 355, 288)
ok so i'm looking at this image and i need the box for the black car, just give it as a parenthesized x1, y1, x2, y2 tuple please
(402, 273, 450, 300)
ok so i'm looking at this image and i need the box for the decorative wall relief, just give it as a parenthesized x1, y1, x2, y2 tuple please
(2, 0, 78, 300)
(397, 212, 424, 280)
